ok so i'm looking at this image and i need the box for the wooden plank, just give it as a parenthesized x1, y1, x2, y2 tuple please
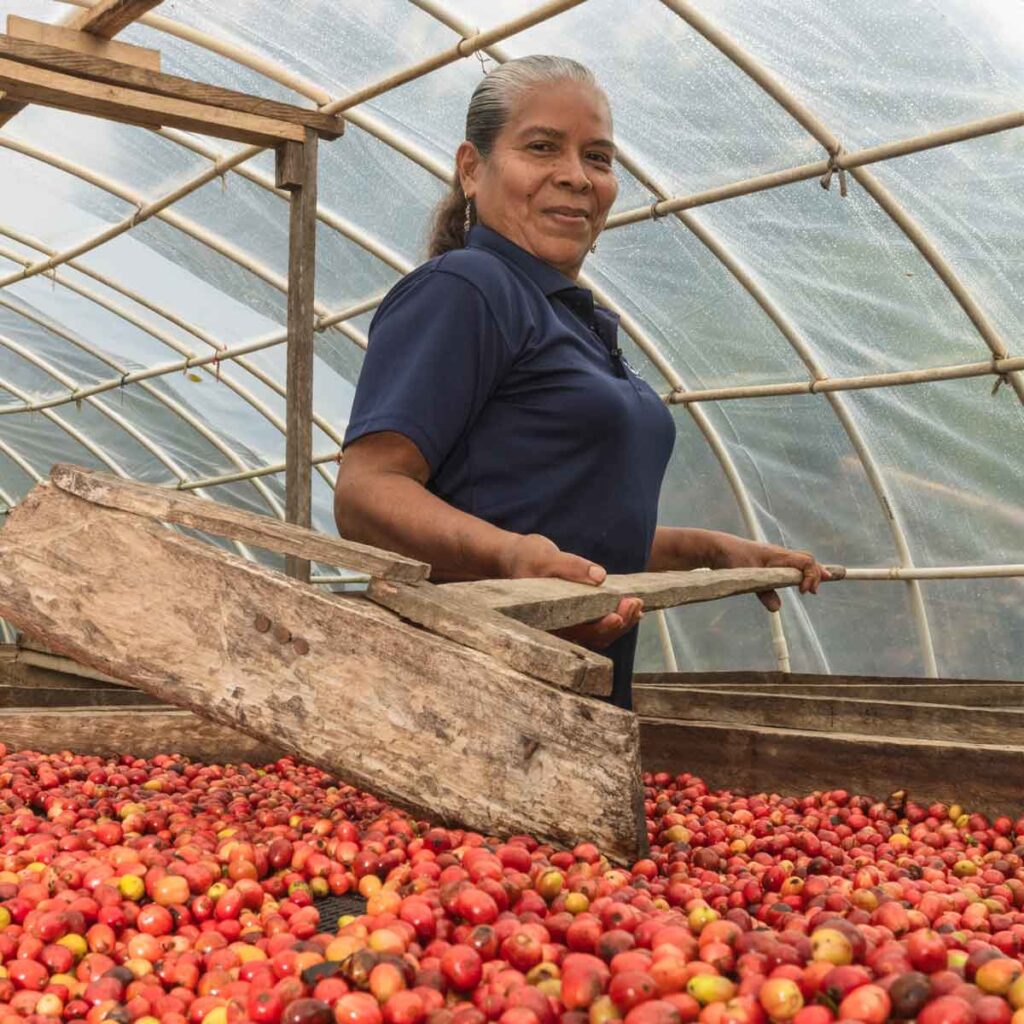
(0, 653, 133, 691)
(0, 56, 305, 146)
(0, 484, 647, 862)
(639, 718, 1024, 819)
(7, 16, 160, 71)
(635, 672, 1024, 707)
(446, 565, 845, 631)
(66, 0, 163, 39)
(0, 706, 281, 763)
(0, 684, 159, 707)
(635, 685, 1024, 746)
(50, 464, 430, 583)
(283, 131, 318, 582)
(0, 31, 344, 138)
(366, 579, 612, 694)
(0, 0, 158, 128)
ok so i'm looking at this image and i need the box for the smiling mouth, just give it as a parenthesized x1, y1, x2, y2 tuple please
(545, 208, 590, 222)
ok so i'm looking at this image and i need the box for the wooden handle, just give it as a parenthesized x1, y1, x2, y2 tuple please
(445, 565, 847, 632)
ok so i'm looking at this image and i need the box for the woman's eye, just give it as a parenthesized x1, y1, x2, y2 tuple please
(588, 152, 612, 165)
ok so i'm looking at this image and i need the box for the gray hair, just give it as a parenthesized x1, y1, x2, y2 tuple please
(427, 56, 606, 257)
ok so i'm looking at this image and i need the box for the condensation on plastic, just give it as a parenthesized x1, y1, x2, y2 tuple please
(0, 0, 1019, 678)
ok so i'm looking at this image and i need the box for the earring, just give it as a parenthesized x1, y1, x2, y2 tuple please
(464, 199, 472, 234)
(590, 242, 598, 254)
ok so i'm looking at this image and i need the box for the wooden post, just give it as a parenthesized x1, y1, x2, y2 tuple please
(276, 130, 318, 581)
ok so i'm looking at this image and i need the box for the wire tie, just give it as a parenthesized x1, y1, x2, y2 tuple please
(649, 200, 666, 221)
(820, 147, 848, 198)
(213, 353, 222, 381)
(220, 168, 229, 194)
(119, 372, 129, 389)
(128, 201, 145, 229)
(475, 49, 491, 74)
(991, 371, 1009, 396)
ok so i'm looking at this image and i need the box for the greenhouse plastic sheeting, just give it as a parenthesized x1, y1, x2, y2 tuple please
(0, 0, 1020, 679)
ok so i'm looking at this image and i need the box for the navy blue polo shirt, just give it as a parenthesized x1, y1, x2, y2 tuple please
(344, 224, 675, 708)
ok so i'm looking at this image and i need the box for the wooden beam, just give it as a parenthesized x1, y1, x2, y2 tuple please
(7, 16, 160, 71)
(0, 57, 305, 146)
(634, 672, 1024, 707)
(445, 565, 846, 631)
(635, 685, 1024, 746)
(0, 485, 647, 862)
(0, 0, 158, 128)
(639, 718, 1024, 819)
(366, 579, 612, 694)
(65, 0, 163, 40)
(281, 131, 318, 581)
(0, 705, 281, 762)
(0, 32, 344, 138)
(51, 464, 430, 583)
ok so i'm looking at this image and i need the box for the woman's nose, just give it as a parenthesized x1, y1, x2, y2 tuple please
(554, 153, 592, 191)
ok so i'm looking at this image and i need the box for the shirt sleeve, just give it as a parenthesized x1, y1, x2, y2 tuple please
(343, 267, 517, 476)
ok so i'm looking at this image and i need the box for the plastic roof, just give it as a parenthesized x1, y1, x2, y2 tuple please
(0, 0, 1021, 679)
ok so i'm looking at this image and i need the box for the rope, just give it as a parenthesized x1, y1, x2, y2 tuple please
(820, 146, 848, 198)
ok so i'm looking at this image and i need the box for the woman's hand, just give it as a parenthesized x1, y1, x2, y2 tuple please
(498, 534, 643, 650)
(712, 534, 831, 612)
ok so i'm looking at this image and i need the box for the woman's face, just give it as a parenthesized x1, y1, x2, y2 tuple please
(457, 80, 618, 280)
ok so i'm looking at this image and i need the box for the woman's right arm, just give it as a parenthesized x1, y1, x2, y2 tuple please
(335, 430, 609, 586)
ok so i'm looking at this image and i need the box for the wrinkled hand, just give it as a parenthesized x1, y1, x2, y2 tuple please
(553, 596, 643, 650)
(498, 534, 643, 650)
(713, 536, 831, 613)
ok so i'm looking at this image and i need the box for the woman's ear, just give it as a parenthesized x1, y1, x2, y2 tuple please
(455, 140, 480, 198)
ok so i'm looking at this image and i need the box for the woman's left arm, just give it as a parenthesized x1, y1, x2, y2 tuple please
(647, 526, 831, 612)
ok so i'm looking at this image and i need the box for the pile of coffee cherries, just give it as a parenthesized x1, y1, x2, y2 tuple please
(0, 742, 1022, 1024)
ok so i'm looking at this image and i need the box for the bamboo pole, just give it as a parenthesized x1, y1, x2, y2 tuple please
(323, 0, 587, 114)
(655, 0, 1024, 407)
(0, 290, 381, 417)
(0, 293, 286, 522)
(845, 565, 1024, 581)
(605, 111, 1023, 230)
(664, 356, 1024, 404)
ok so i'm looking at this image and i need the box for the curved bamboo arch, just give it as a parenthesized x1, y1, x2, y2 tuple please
(657, 0, 1023, 409)
(0, 223, 340, 496)
(0, 330, 260, 562)
(0, 285, 286, 520)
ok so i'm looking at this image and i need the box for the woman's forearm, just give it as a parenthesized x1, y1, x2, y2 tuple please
(335, 466, 517, 582)
(646, 526, 736, 572)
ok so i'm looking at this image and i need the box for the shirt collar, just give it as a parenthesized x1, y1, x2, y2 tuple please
(467, 223, 583, 298)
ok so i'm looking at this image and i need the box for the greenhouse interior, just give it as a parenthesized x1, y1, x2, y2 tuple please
(0, 5, 1022, 1024)
(0, 0, 1020, 681)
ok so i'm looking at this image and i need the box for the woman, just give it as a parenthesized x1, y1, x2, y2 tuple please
(335, 55, 828, 709)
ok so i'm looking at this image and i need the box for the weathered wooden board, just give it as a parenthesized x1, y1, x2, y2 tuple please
(0, 31, 343, 137)
(7, 16, 161, 71)
(635, 685, 1024, 746)
(51, 464, 429, 583)
(0, 684, 159, 707)
(635, 672, 1024, 707)
(0, 484, 646, 862)
(0, 706, 281, 763)
(0, 0, 158, 129)
(0, 57, 305, 146)
(281, 131, 318, 582)
(640, 718, 1024, 818)
(446, 566, 845, 631)
(367, 578, 611, 694)
(66, 0, 163, 39)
